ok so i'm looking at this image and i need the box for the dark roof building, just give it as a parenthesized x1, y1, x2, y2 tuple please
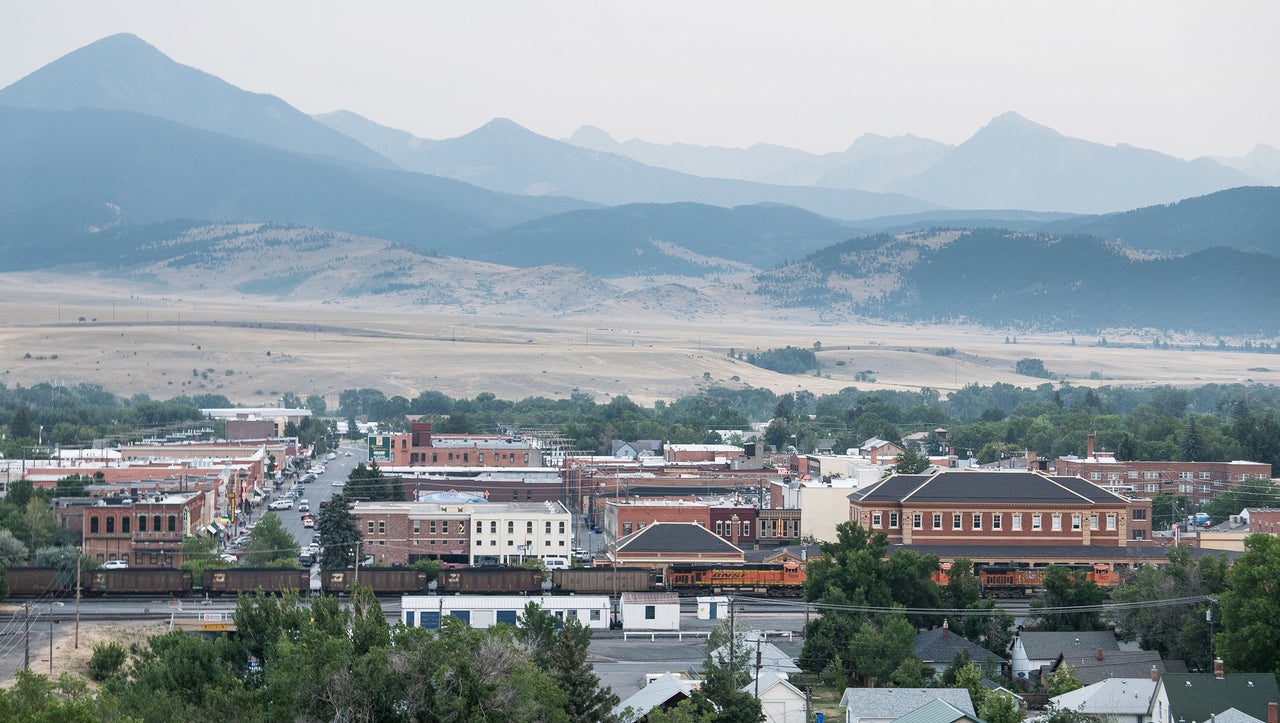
(851, 471, 1153, 547)
(1153, 662, 1280, 723)
(607, 521, 745, 566)
(914, 623, 1007, 675)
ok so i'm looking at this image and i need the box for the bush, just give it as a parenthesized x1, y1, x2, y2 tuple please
(88, 640, 128, 681)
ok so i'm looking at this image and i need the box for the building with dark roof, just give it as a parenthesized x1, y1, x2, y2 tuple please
(607, 521, 745, 566)
(914, 623, 1006, 680)
(850, 471, 1152, 547)
(1152, 661, 1280, 723)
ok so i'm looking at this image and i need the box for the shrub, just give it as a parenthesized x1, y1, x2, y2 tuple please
(88, 640, 128, 681)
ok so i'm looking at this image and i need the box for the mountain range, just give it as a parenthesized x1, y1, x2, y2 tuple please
(2, 33, 1279, 337)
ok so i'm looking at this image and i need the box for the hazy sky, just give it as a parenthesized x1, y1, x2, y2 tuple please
(3, 1, 1277, 159)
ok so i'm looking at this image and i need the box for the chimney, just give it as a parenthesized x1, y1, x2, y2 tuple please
(943, 619, 950, 640)
(1213, 658, 1224, 679)
(1267, 701, 1277, 723)
(1087, 433, 1095, 459)
(1096, 648, 1104, 661)
(1151, 666, 1159, 682)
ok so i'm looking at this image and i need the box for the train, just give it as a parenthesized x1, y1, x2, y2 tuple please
(930, 562, 1119, 597)
(2, 561, 806, 598)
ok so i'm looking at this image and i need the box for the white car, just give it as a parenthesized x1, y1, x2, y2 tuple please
(103, 559, 128, 570)
(331, 480, 345, 486)
(269, 499, 293, 510)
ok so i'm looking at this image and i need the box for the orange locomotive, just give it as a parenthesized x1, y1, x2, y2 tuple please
(663, 561, 806, 596)
(931, 562, 1117, 597)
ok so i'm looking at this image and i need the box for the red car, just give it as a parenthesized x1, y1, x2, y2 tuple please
(302, 516, 316, 528)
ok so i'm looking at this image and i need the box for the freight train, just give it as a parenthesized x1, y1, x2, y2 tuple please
(3, 561, 807, 598)
(930, 562, 1119, 597)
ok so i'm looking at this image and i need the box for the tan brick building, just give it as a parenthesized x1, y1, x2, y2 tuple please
(372, 422, 544, 468)
(81, 491, 209, 567)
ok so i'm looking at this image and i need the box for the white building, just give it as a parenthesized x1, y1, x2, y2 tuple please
(401, 594, 611, 630)
(619, 591, 680, 631)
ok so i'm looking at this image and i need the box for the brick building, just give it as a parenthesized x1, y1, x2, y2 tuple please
(81, 491, 209, 567)
(1246, 508, 1280, 535)
(850, 471, 1152, 546)
(370, 422, 544, 468)
(663, 444, 745, 465)
(1055, 435, 1271, 509)
(349, 493, 572, 566)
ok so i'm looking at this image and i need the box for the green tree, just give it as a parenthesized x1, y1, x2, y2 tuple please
(695, 622, 764, 723)
(24, 498, 56, 551)
(240, 512, 300, 567)
(979, 690, 1025, 723)
(0, 669, 120, 722)
(1111, 545, 1226, 671)
(317, 493, 361, 570)
(847, 614, 926, 687)
(1032, 566, 1106, 631)
(893, 446, 932, 474)
(1015, 358, 1052, 378)
(1180, 416, 1207, 461)
(0, 529, 30, 565)
(304, 394, 327, 416)
(549, 618, 620, 723)
(87, 641, 128, 682)
(1044, 665, 1084, 696)
(1217, 533, 1280, 675)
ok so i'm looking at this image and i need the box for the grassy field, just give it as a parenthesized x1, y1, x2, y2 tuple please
(2, 272, 1276, 408)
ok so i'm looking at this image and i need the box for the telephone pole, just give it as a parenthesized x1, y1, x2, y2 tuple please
(23, 604, 31, 671)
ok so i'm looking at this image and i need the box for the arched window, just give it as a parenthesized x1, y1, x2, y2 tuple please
(154, 515, 162, 531)
(106, 517, 115, 534)
(122, 517, 131, 533)
(90, 517, 99, 534)
(139, 516, 147, 532)
(167, 515, 177, 532)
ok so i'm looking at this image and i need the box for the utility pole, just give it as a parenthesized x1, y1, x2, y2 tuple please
(74, 551, 82, 649)
(754, 636, 763, 698)
(728, 595, 736, 680)
(23, 604, 31, 671)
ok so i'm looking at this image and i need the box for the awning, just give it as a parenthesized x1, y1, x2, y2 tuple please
(207, 522, 227, 535)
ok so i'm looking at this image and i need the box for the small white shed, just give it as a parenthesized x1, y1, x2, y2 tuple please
(620, 591, 681, 631)
(697, 595, 731, 620)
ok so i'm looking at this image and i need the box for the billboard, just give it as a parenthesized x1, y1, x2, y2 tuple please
(368, 435, 393, 462)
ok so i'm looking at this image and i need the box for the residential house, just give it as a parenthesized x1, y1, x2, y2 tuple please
(614, 673, 699, 723)
(1150, 661, 1280, 723)
(1010, 631, 1119, 683)
(744, 670, 806, 723)
(914, 622, 1006, 681)
(1048, 675, 1158, 723)
(839, 688, 975, 723)
(1049, 648, 1178, 686)
(891, 698, 983, 723)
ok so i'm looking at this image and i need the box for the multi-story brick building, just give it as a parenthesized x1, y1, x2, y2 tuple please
(1055, 435, 1271, 509)
(81, 491, 209, 567)
(1245, 508, 1280, 535)
(663, 444, 745, 465)
(850, 470, 1152, 546)
(371, 422, 544, 468)
(349, 492, 572, 566)
(599, 499, 763, 548)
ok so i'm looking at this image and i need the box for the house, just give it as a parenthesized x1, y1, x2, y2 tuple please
(1049, 648, 1178, 685)
(711, 634, 801, 677)
(1150, 661, 1280, 723)
(619, 591, 681, 631)
(914, 622, 1006, 680)
(839, 688, 975, 723)
(743, 670, 806, 723)
(614, 673, 699, 723)
(1048, 675, 1158, 723)
(891, 698, 983, 723)
(1010, 631, 1119, 682)
(860, 437, 905, 465)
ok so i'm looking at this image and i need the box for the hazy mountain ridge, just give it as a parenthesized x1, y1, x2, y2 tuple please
(0, 33, 395, 170)
(756, 229, 1280, 334)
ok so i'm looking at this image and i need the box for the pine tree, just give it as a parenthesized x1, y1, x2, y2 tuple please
(548, 619, 620, 723)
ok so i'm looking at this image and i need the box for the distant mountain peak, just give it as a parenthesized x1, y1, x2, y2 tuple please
(568, 125, 616, 146)
(982, 111, 1059, 136)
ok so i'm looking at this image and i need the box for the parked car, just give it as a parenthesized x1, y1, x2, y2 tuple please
(344, 451, 352, 457)
(331, 480, 345, 487)
(103, 559, 129, 570)
(268, 499, 292, 510)
(302, 516, 316, 528)
(298, 500, 310, 513)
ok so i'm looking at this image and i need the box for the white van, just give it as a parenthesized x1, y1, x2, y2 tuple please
(543, 557, 569, 570)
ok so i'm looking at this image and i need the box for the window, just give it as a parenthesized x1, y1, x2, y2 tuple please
(524, 453, 530, 464)
(1199, 484, 1211, 494)
(871, 512, 882, 527)
(413, 520, 420, 534)
(992, 514, 1002, 530)
(1127, 470, 1139, 479)
(1051, 514, 1062, 532)
(122, 517, 131, 533)
(644, 605, 656, 620)
(90, 517, 99, 534)
(1090, 514, 1099, 531)
(1012, 514, 1022, 531)
(1108, 472, 1120, 481)
(478, 453, 484, 464)
(168, 515, 176, 532)
(367, 521, 375, 534)
(430, 521, 438, 534)
(1200, 471, 1211, 480)
(545, 521, 552, 534)
(475, 521, 482, 533)
(527, 521, 533, 533)
(432, 452, 437, 463)
(378, 520, 386, 534)
(491, 521, 497, 533)
(972, 513, 982, 530)
(508, 521, 514, 533)
(1090, 472, 1101, 480)
(559, 521, 565, 533)
(1179, 483, 1192, 494)
(1145, 483, 1159, 493)
(1031, 514, 1042, 531)
(106, 517, 115, 534)
(590, 609, 601, 621)
(952, 513, 962, 530)
(1144, 471, 1160, 480)
(742, 521, 750, 537)
(912, 513, 922, 529)
(1132, 509, 1147, 521)
(139, 515, 147, 532)
(889, 512, 899, 529)
(1133, 529, 1146, 540)
(154, 515, 162, 531)
(1179, 471, 1193, 480)
(1072, 514, 1082, 531)
(932, 513, 942, 530)
(623, 522, 632, 535)
(716, 521, 724, 536)
(1106, 513, 1117, 530)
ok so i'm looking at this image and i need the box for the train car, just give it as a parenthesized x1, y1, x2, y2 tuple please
(551, 567, 656, 595)
(436, 567, 545, 594)
(321, 568, 429, 595)
(664, 561, 806, 596)
(87, 568, 193, 596)
(2, 567, 80, 597)
(202, 568, 310, 596)
(975, 563, 1119, 597)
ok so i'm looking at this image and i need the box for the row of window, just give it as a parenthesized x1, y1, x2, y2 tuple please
(88, 514, 178, 535)
(869, 510, 1122, 532)
(398, 519, 569, 535)
(407, 450, 530, 464)
(1088, 470, 1261, 482)
(714, 520, 752, 538)
(758, 519, 801, 538)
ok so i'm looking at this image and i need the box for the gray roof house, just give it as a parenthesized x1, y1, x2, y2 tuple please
(1048, 676, 1158, 723)
(892, 698, 983, 723)
(613, 673, 698, 723)
(840, 688, 975, 723)
(1152, 663, 1280, 723)
(914, 623, 1006, 679)
(1010, 630, 1119, 682)
(1049, 649, 1179, 685)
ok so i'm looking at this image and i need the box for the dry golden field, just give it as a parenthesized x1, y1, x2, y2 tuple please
(2, 272, 1276, 408)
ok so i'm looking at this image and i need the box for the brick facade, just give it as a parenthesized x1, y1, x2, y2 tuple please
(1055, 456, 1271, 509)
(81, 492, 208, 567)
